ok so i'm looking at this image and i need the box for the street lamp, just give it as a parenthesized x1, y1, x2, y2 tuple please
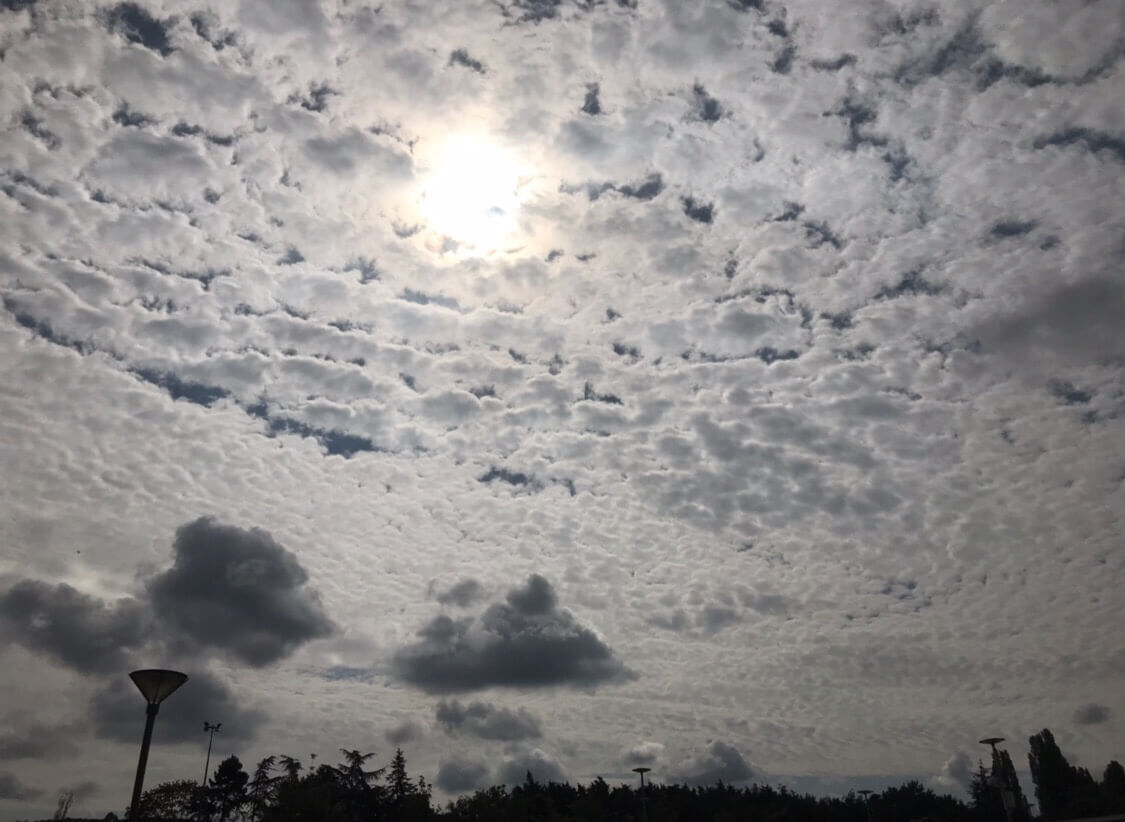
(858, 789, 875, 822)
(632, 767, 651, 822)
(202, 721, 222, 785)
(128, 669, 187, 818)
(980, 737, 1015, 822)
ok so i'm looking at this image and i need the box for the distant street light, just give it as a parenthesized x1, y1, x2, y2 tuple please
(858, 789, 875, 822)
(632, 767, 651, 822)
(980, 737, 1015, 822)
(202, 721, 222, 785)
(128, 669, 188, 818)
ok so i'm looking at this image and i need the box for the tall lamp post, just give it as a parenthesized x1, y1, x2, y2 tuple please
(632, 767, 651, 822)
(128, 669, 188, 818)
(202, 721, 222, 785)
(980, 737, 1015, 822)
(858, 789, 875, 822)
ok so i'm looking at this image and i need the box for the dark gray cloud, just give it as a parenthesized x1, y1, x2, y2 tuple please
(1073, 703, 1110, 725)
(0, 579, 148, 674)
(385, 718, 425, 746)
(146, 517, 335, 666)
(436, 578, 485, 607)
(974, 276, 1125, 365)
(0, 771, 41, 800)
(436, 699, 543, 741)
(90, 668, 266, 744)
(436, 757, 491, 793)
(673, 741, 753, 786)
(394, 575, 636, 692)
(497, 748, 568, 786)
(581, 83, 601, 115)
(450, 48, 487, 74)
(0, 722, 77, 761)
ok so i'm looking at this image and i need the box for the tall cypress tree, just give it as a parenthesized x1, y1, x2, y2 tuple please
(1029, 729, 1073, 820)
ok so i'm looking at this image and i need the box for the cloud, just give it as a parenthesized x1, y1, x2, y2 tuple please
(435, 699, 543, 741)
(497, 748, 568, 786)
(673, 741, 753, 786)
(623, 741, 664, 767)
(0, 579, 148, 674)
(936, 751, 975, 791)
(435, 578, 485, 608)
(1073, 703, 1110, 725)
(385, 718, 426, 746)
(393, 575, 636, 692)
(90, 668, 266, 744)
(0, 771, 41, 800)
(436, 756, 491, 794)
(0, 721, 78, 761)
(147, 517, 335, 666)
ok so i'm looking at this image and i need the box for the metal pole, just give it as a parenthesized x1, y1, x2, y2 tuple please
(129, 703, 159, 818)
(202, 725, 216, 786)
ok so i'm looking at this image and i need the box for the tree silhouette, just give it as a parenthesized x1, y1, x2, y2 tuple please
(208, 755, 249, 822)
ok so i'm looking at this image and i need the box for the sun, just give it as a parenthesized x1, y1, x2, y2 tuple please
(417, 134, 524, 253)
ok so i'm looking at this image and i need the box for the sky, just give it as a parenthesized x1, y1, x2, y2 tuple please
(0, 0, 1123, 817)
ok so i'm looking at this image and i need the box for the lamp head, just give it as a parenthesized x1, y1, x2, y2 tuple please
(979, 737, 1005, 746)
(129, 669, 188, 705)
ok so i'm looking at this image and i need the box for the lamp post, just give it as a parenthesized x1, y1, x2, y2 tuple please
(980, 737, 1015, 822)
(632, 767, 651, 822)
(858, 789, 875, 822)
(128, 669, 187, 818)
(202, 721, 222, 785)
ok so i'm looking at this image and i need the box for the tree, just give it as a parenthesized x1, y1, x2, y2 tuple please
(247, 756, 280, 821)
(136, 779, 203, 820)
(993, 747, 1031, 822)
(1104, 760, 1125, 803)
(53, 790, 73, 820)
(209, 755, 250, 822)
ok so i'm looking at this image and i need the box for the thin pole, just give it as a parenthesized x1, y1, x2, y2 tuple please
(130, 703, 159, 818)
(202, 725, 216, 785)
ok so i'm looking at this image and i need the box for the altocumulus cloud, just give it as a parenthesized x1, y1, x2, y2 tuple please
(394, 575, 635, 692)
(148, 517, 336, 666)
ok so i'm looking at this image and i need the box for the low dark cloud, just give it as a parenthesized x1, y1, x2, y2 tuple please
(146, 517, 335, 667)
(0, 580, 148, 674)
(91, 668, 266, 744)
(436, 579, 485, 608)
(582, 83, 601, 115)
(394, 575, 636, 692)
(436, 757, 491, 793)
(0, 722, 78, 760)
(385, 718, 425, 746)
(674, 740, 753, 786)
(682, 197, 714, 224)
(1073, 703, 1110, 725)
(450, 49, 486, 74)
(692, 83, 723, 123)
(436, 699, 543, 741)
(497, 749, 568, 786)
(0, 771, 41, 801)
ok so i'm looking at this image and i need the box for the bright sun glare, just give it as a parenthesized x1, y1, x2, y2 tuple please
(418, 134, 523, 253)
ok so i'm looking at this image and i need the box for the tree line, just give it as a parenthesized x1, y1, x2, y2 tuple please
(30, 726, 1125, 821)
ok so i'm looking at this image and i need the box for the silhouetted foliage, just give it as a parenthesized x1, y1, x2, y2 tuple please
(111, 728, 1124, 822)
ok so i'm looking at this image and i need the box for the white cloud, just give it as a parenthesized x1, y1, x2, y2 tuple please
(1, 0, 1123, 817)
